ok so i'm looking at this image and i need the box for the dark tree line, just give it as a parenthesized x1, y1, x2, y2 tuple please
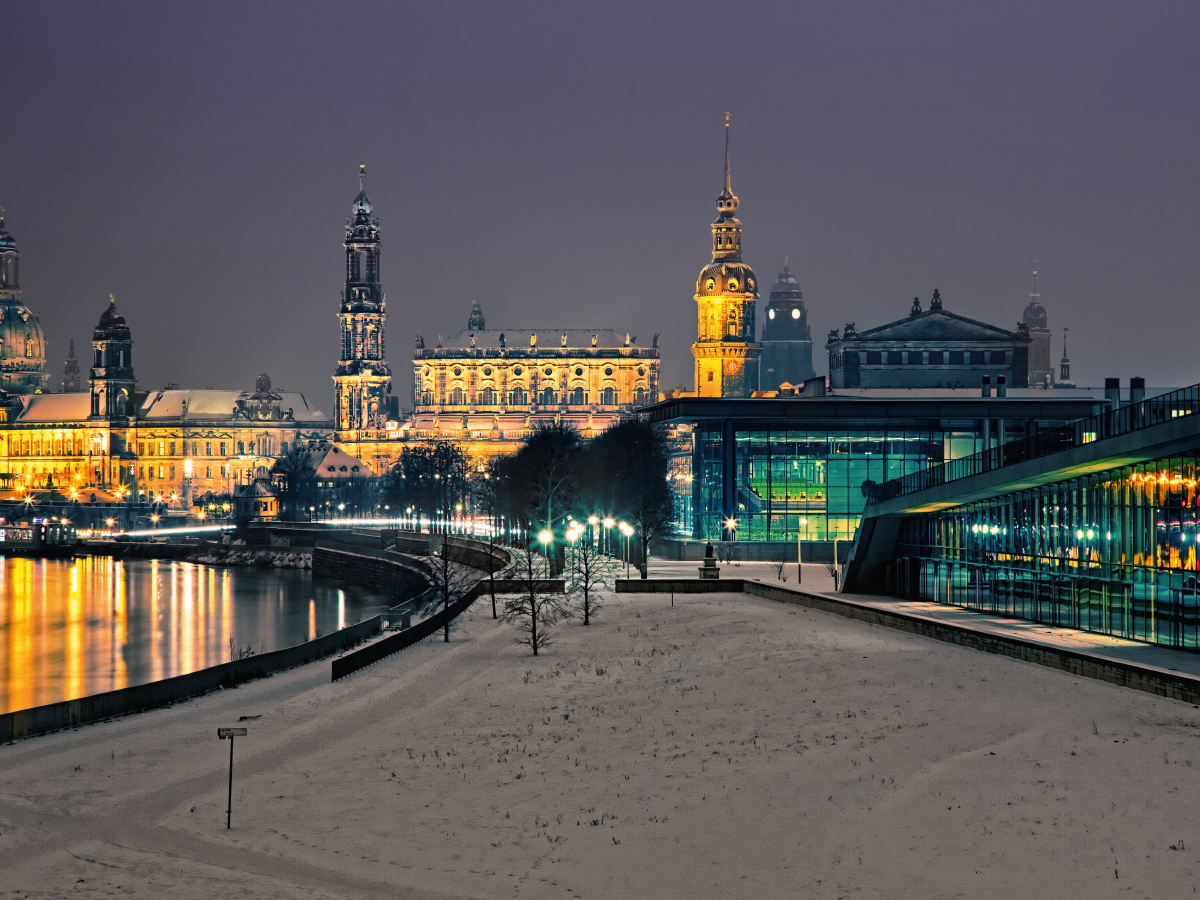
(484, 419, 675, 577)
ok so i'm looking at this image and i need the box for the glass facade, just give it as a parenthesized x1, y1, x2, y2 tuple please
(894, 451, 1200, 648)
(689, 427, 953, 542)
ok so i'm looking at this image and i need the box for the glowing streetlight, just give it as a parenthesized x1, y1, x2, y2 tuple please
(538, 529, 553, 545)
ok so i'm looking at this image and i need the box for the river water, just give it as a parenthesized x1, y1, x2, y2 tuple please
(0, 555, 391, 714)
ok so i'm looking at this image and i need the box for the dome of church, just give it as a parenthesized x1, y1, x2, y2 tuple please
(695, 261, 759, 298)
(94, 299, 132, 340)
(0, 296, 48, 393)
(1022, 299, 1047, 330)
(769, 264, 802, 299)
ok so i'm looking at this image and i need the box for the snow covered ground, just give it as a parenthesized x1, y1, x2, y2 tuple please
(2, 586, 1199, 898)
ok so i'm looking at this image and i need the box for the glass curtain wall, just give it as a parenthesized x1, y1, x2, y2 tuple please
(695, 427, 945, 542)
(895, 452, 1200, 648)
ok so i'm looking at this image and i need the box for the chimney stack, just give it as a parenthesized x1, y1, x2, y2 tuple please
(1130, 377, 1145, 405)
(981, 375, 991, 398)
(1105, 378, 1120, 405)
(997, 375, 1007, 398)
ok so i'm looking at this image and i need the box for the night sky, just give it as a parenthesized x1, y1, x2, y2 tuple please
(4, 1, 1198, 412)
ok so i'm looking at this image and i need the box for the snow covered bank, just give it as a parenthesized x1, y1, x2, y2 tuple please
(2, 589, 1199, 898)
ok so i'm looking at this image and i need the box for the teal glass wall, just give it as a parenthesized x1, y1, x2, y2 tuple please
(694, 427, 946, 542)
(895, 452, 1200, 648)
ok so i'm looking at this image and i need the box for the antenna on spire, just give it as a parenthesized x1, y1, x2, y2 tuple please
(359, 163, 366, 190)
(723, 112, 731, 193)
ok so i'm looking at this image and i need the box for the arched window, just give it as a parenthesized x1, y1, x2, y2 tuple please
(421, 390, 433, 406)
(570, 387, 586, 406)
(634, 388, 648, 406)
(602, 386, 616, 406)
(25, 341, 34, 358)
(450, 387, 466, 406)
(479, 388, 497, 406)
(510, 386, 527, 406)
(540, 386, 556, 406)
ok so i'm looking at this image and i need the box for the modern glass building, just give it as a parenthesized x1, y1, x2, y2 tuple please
(848, 383, 1200, 649)
(894, 451, 1200, 647)
(648, 393, 1102, 547)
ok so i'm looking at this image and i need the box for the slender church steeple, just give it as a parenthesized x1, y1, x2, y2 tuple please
(334, 164, 392, 435)
(690, 116, 761, 398)
(62, 339, 81, 392)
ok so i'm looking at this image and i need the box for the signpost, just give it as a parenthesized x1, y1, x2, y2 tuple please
(217, 727, 248, 829)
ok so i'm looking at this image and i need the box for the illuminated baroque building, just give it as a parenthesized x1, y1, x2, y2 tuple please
(691, 122, 761, 397)
(0, 215, 49, 394)
(0, 298, 331, 517)
(401, 300, 660, 461)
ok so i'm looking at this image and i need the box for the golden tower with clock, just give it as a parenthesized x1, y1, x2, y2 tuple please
(691, 120, 761, 397)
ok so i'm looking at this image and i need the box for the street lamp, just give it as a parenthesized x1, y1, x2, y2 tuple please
(619, 521, 633, 577)
(151, 514, 159, 529)
(602, 516, 614, 555)
(797, 517, 808, 583)
(724, 517, 738, 543)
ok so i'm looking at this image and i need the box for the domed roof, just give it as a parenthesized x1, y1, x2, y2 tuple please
(0, 296, 48, 393)
(769, 264, 802, 299)
(1022, 270, 1048, 331)
(94, 297, 131, 340)
(0, 217, 16, 251)
(695, 261, 760, 299)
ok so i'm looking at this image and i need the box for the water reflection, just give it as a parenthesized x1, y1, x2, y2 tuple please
(0, 556, 390, 714)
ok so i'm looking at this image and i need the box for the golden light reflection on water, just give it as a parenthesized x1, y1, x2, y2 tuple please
(0, 556, 390, 714)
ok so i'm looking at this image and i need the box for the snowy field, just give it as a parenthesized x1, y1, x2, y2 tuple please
(2, 588, 1199, 898)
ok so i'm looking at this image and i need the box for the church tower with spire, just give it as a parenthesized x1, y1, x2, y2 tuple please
(1022, 267, 1054, 387)
(691, 118, 761, 397)
(61, 339, 81, 392)
(334, 165, 392, 438)
(89, 295, 135, 419)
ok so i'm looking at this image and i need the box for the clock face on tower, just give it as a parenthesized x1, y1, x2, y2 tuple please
(726, 360, 738, 373)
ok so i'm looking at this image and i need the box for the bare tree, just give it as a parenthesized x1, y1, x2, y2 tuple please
(501, 544, 571, 655)
(422, 534, 478, 642)
(566, 530, 616, 625)
(770, 549, 788, 582)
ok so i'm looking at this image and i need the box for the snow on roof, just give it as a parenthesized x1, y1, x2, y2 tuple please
(136, 389, 329, 422)
(15, 393, 92, 423)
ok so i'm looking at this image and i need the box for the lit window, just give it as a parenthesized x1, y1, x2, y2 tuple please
(791, 308, 800, 319)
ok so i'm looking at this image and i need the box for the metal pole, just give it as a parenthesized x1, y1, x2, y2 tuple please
(227, 736, 234, 829)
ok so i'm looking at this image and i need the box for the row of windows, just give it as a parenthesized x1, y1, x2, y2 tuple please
(134, 439, 285, 458)
(421, 387, 649, 407)
(862, 350, 1009, 366)
(138, 464, 227, 480)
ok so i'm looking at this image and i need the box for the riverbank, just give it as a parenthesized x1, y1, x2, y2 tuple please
(80, 541, 313, 568)
(4, 587, 1200, 897)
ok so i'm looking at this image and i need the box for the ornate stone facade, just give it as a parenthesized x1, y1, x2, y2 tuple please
(398, 302, 660, 462)
(0, 299, 331, 509)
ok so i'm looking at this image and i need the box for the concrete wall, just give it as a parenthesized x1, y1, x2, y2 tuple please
(1, 615, 382, 743)
(652, 537, 844, 563)
(312, 542, 430, 599)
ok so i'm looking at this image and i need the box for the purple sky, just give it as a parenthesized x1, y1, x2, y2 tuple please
(4, 1, 1198, 410)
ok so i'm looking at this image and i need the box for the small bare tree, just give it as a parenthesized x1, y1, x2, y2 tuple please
(770, 549, 788, 582)
(423, 534, 478, 642)
(501, 544, 571, 655)
(566, 531, 616, 625)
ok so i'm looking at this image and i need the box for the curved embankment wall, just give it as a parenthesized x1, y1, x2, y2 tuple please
(0, 616, 382, 743)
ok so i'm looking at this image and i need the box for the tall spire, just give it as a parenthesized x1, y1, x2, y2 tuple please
(715, 113, 739, 223)
(724, 112, 731, 195)
(352, 163, 372, 217)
